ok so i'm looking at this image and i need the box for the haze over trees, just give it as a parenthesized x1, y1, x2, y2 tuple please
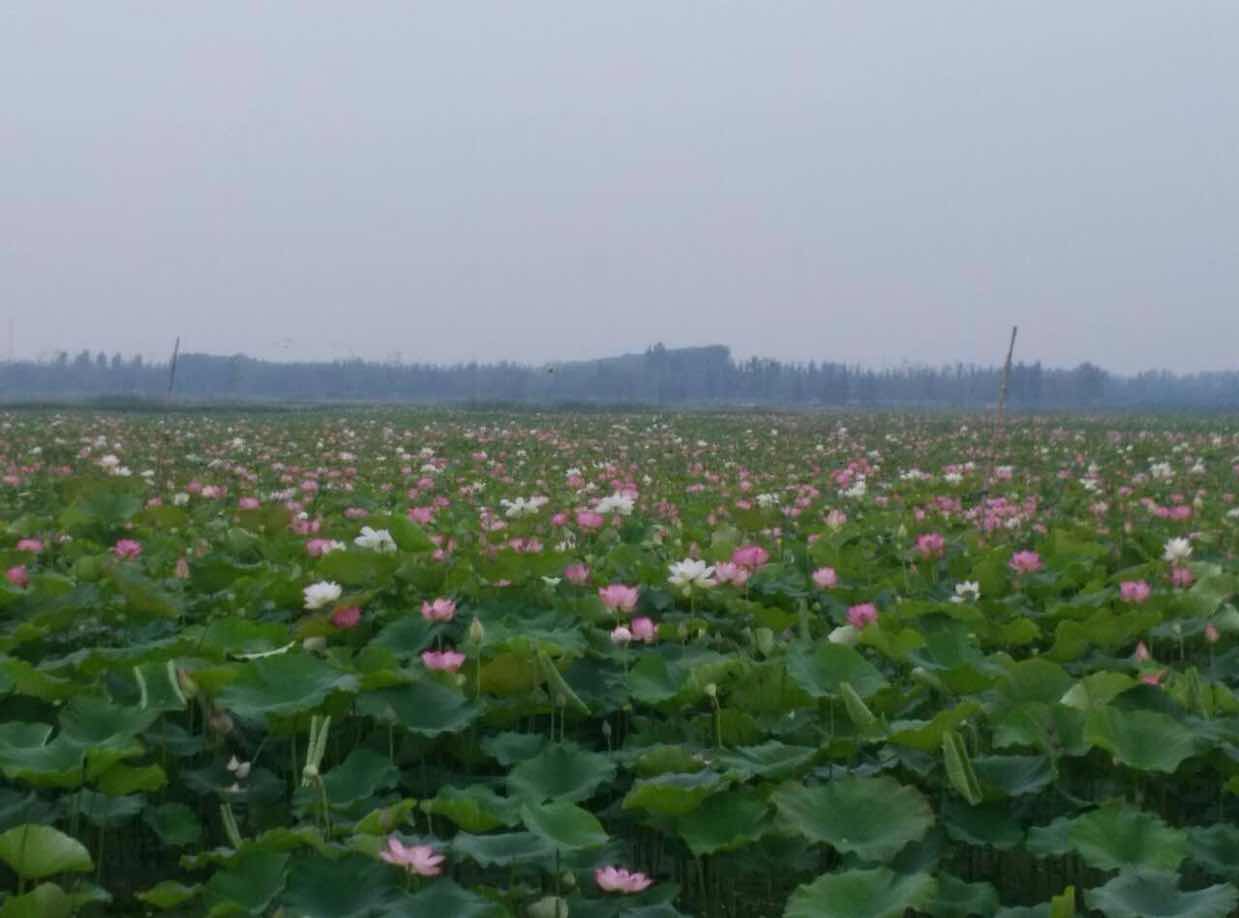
(2, 344, 1237, 410)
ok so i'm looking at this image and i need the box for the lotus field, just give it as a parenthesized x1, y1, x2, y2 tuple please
(5, 409, 1239, 918)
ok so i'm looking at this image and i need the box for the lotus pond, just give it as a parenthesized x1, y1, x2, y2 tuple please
(2, 409, 1239, 917)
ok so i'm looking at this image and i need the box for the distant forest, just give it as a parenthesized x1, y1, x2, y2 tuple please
(3, 344, 1238, 410)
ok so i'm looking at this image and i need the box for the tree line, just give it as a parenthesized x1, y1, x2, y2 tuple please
(2, 344, 1236, 410)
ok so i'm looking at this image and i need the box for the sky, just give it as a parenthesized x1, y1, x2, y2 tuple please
(2, 3, 1237, 375)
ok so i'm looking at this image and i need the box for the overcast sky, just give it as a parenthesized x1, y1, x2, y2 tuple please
(2, 3, 1237, 374)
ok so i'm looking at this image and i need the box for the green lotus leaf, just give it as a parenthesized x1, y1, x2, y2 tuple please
(628, 653, 687, 705)
(0, 824, 92, 880)
(998, 659, 1074, 705)
(941, 798, 1025, 850)
(199, 618, 292, 657)
(71, 789, 144, 828)
(216, 654, 359, 720)
(425, 784, 521, 833)
(322, 747, 400, 807)
(785, 642, 887, 699)
(772, 776, 934, 862)
(888, 702, 982, 752)
(358, 680, 479, 737)
(369, 615, 437, 660)
(623, 770, 726, 817)
(203, 848, 289, 915)
(451, 831, 556, 867)
(784, 867, 937, 918)
(481, 731, 548, 766)
(58, 697, 157, 748)
(675, 788, 771, 856)
(928, 874, 999, 918)
(1085, 707, 1198, 773)
(519, 800, 609, 851)
(135, 881, 202, 910)
(1188, 823, 1239, 880)
(402, 879, 510, 918)
(0, 881, 72, 918)
(714, 741, 817, 781)
(507, 741, 616, 803)
(279, 854, 399, 917)
(1084, 870, 1238, 918)
(142, 802, 203, 847)
(96, 762, 167, 795)
(990, 702, 1087, 757)
(1068, 804, 1188, 872)
(972, 755, 1056, 798)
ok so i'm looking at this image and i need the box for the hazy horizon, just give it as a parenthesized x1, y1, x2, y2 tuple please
(3, 3, 1237, 374)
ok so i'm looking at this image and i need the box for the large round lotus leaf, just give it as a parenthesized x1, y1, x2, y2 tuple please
(425, 785, 521, 833)
(400, 879, 510, 918)
(928, 874, 999, 918)
(0, 724, 83, 789)
(204, 848, 289, 915)
(972, 755, 1056, 797)
(451, 831, 556, 867)
(998, 659, 1074, 705)
(279, 854, 399, 917)
(58, 697, 157, 748)
(1085, 870, 1238, 918)
(481, 731, 547, 766)
(628, 654, 688, 705)
(507, 742, 616, 803)
(941, 799, 1025, 850)
(142, 802, 203, 847)
(675, 788, 771, 856)
(784, 868, 937, 918)
(714, 741, 817, 781)
(0, 824, 92, 880)
(991, 702, 1087, 757)
(519, 800, 608, 851)
(135, 881, 201, 910)
(622, 770, 726, 817)
(322, 748, 399, 807)
(72, 789, 144, 828)
(358, 681, 479, 737)
(1189, 823, 1239, 880)
(1068, 804, 1188, 872)
(888, 702, 982, 752)
(216, 655, 359, 719)
(772, 776, 934, 862)
(1084, 707, 1198, 773)
(785, 643, 887, 699)
(369, 616, 437, 660)
(0, 881, 73, 918)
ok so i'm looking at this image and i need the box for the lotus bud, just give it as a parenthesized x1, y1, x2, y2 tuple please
(704, 682, 717, 699)
(302, 636, 327, 653)
(601, 721, 612, 739)
(176, 667, 199, 700)
(469, 617, 485, 644)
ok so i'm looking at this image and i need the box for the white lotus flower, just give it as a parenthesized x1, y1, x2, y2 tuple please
(594, 493, 635, 516)
(828, 625, 859, 645)
(668, 559, 716, 595)
(950, 581, 981, 603)
(1163, 537, 1192, 564)
(303, 580, 342, 610)
(354, 526, 397, 553)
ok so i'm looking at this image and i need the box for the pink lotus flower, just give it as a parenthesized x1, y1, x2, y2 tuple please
(331, 606, 362, 629)
(1171, 565, 1195, 588)
(344, 506, 370, 519)
(1008, 550, 1042, 574)
(5, 565, 29, 588)
(113, 539, 142, 560)
(1134, 641, 1152, 662)
(175, 557, 190, 579)
(812, 567, 839, 589)
(713, 562, 750, 587)
(915, 532, 946, 559)
(631, 617, 657, 643)
(305, 538, 337, 558)
(610, 625, 633, 645)
(1119, 580, 1151, 604)
(421, 597, 457, 622)
(238, 497, 260, 510)
(847, 603, 878, 630)
(379, 836, 444, 876)
(576, 510, 605, 530)
(731, 544, 770, 570)
(1140, 669, 1166, 687)
(598, 584, 640, 614)
(564, 563, 591, 585)
(1206, 623, 1220, 644)
(422, 649, 466, 671)
(15, 539, 43, 554)
(595, 865, 653, 894)
(407, 506, 434, 524)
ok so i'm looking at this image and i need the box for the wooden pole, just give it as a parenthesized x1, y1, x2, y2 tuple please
(166, 336, 181, 402)
(996, 325, 1018, 427)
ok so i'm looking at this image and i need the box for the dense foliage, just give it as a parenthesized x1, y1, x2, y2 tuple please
(7, 345, 1239, 409)
(2, 408, 1238, 916)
